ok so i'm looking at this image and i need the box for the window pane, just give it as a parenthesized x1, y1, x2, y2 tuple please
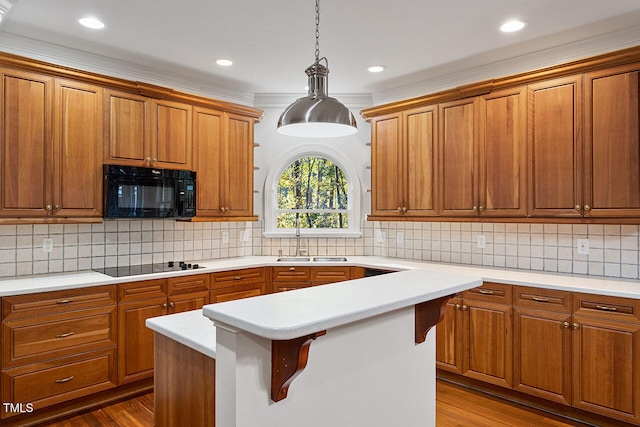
(277, 212, 349, 229)
(278, 157, 348, 210)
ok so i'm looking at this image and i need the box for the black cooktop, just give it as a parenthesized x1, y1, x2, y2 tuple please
(94, 261, 201, 277)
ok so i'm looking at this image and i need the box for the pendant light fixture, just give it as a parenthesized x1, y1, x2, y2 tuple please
(277, 0, 357, 138)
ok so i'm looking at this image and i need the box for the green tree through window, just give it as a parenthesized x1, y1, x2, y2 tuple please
(277, 156, 348, 229)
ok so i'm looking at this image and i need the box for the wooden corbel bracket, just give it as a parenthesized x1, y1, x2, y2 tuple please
(271, 330, 327, 402)
(415, 295, 455, 344)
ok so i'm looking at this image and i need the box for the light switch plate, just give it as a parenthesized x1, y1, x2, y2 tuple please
(396, 231, 404, 245)
(577, 239, 589, 255)
(375, 230, 386, 243)
(477, 235, 486, 249)
(222, 231, 229, 244)
(42, 238, 53, 253)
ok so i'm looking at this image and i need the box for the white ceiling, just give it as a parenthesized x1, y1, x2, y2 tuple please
(2, 0, 640, 104)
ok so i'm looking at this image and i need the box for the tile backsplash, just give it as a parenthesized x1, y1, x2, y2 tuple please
(0, 220, 638, 281)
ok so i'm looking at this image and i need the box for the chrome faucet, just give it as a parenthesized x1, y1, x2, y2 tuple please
(295, 213, 302, 256)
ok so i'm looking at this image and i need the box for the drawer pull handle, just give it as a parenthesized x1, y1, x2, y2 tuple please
(56, 299, 74, 304)
(595, 305, 617, 312)
(55, 376, 75, 384)
(478, 290, 494, 295)
(55, 332, 74, 338)
(532, 297, 550, 303)
(234, 276, 243, 280)
(289, 267, 296, 271)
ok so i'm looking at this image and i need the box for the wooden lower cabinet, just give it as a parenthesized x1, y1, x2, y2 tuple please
(117, 275, 211, 385)
(572, 293, 640, 425)
(1, 286, 118, 419)
(438, 285, 640, 426)
(513, 286, 573, 405)
(272, 266, 355, 292)
(210, 267, 267, 302)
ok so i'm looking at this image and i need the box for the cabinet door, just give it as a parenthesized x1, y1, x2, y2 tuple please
(210, 283, 265, 303)
(478, 87, 527, 217)
(53, 79, 102, 217)
(584, 63, 640, 217)
(404, 105, 438, 217)
(193, 106, 224, 216)
(223, 113, 254, 217)
(513, 308, 572, 405)
(439, 98, 479, 216)
(528, 76, 583, 217)
(572, 314, 640, 424)
(104, 89, 150, 167)
(151, 99, 192, 170)
(371, 113, 404, 216)
(463, 300, 513, 388)
(0, 69, 53, 217)
(311, 266, 352, 286)
(117, 296, 166, 384)
(436, 296, 463, 374)
(168, 291, 209, 314)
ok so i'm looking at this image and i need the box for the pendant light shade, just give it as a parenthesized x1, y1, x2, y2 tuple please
(277, 0, 357, 138)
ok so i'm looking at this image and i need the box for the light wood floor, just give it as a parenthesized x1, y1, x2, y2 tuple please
(41, 380, 592, 427)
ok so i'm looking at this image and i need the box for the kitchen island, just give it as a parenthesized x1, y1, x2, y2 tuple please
(147, 268, 481, 427)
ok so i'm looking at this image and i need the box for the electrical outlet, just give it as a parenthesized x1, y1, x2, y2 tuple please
(222, 231, 229, 244)
(477, 235, 486, 249)
(396, 231, 404, 245)
(577, 239, 589, 255)
(239, 229, 250, 242)
(43, 238, 53, 253)
(375, 230, 386, 243)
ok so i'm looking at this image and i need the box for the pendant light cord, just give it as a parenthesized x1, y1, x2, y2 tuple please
(314, 0, 320, 62)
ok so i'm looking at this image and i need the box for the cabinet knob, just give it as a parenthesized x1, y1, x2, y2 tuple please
(45, 204, 52, 211)
(54, 204, 61, 211)
(574, 204, 582, 211)
(472, 206, 478, 212)
(402, 207, 407, 212)
(572, 322, 579, 330)
(584, 204, 591, 211)
(152, 158, 157, 163)
(169, 301, 175, 308)
(397, 207, 402, 212)
(462, 305, 468, 311)
(162, 303, 167, 308)
(562, 321, 570, 329)
(146, 157, 152, 163)
(478, 206, 484, 212)
(225, 207, 230, 212)
(221, 207, 226, 212)
(455, 303, 461, 310)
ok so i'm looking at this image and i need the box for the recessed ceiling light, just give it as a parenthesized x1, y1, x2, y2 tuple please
(215, 59, 233, 67)
(368, 65, 386, 73)
(78, 17, 105, 29)
(500, 20, 526, 33)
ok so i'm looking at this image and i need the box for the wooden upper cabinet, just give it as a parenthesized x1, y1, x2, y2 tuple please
(478, 86, 527, 217)
(53, 79, 103, 218)
(151, 99, 192, 170)
(371, 113, 403, 217)
(0, 69, 52, 217)
(528, 75, 583, 217)
(439, 97, 479, 216)
(370, 107, 438, 218)
(104, 88, 151, 166)
(223, 113, 254, 217)
(193, 108, 256, 219)
(105, 91, 192, 170)
(584, 63, 640, 217)
(0, 70, 102, 219)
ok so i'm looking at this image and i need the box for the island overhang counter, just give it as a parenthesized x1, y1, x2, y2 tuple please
(194, 268, 480, 426)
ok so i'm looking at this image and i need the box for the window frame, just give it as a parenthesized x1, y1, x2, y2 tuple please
(263, 144, 362, 238)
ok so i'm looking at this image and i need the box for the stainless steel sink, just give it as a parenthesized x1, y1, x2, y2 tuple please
(312, 257, 348, 262)
(276, 257, 311, 262)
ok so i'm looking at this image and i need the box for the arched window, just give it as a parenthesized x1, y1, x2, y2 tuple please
(264, 145, 361, 237)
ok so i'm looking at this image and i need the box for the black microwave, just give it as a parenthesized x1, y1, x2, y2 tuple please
(103, 165, 196, 218)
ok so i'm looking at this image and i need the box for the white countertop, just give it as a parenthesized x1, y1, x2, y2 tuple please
(145, 309, 216, 359)
(202, 269, 482, 340)
(0, 255, 638, 298)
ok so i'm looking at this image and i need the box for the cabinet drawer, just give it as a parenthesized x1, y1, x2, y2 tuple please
(514, 286, 572, 313)
(311, 266, 352, 285)
(463, 282, 512, 304)
(1, 348, 117, 418)
(210, 283, 265, 303)
(574, 293, 640, 323)
(118, 279, 167, 303)
(167, 273, 210, 296)
(211, 267, 266, 289)
(3, 306, 117, 368)
(2, 285, 117, 321)
(272, 266, 311, 282)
